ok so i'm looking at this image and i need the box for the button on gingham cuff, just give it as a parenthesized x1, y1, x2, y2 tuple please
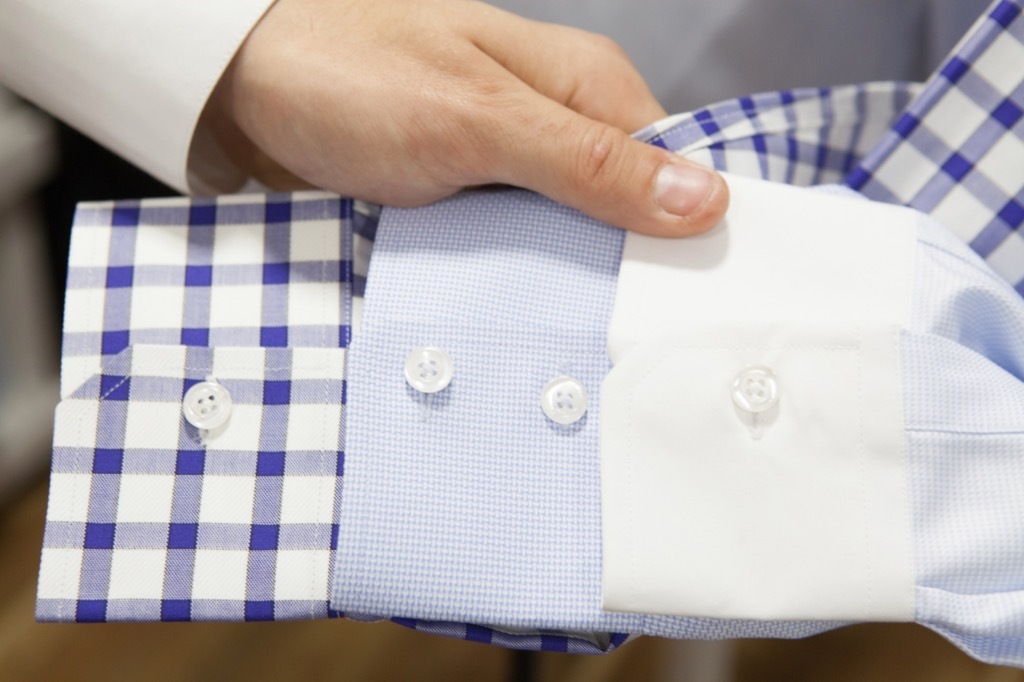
(43, 344, 346, 622)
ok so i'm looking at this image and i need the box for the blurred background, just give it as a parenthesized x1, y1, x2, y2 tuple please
(2, 0, 1022, 678)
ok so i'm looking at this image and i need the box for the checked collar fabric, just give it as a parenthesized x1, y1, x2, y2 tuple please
(38, 0, 1024, 660)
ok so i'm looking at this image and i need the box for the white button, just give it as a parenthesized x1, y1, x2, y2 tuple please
(182, 381, 233, 430)
(404, 347, 453, 394)
(731, 365, 779, 414)
(540, 376, 588, 425)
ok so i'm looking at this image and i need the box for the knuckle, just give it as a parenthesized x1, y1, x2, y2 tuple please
(570, 124, 628, 195)
(578, 30, 629, 61)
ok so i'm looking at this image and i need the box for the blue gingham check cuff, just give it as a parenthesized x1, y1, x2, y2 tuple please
(42, 197, 352, 623)
(38, 0, 1024, 665)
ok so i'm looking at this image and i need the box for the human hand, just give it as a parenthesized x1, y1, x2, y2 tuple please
(210, 0, 729, 236)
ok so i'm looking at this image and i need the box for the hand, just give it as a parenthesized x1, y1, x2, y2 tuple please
(210, 0, 729, 236)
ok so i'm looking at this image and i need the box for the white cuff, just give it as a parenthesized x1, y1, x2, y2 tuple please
(601, 175, 918, 621)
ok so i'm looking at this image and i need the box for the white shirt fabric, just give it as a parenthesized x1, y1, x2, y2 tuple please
(602, 176, 919, 622)
(0, 0, 276, 194)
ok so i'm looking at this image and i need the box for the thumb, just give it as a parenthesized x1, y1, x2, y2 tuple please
(491, 97, 729, 237)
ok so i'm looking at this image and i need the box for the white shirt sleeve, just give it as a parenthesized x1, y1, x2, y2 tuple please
(0, 0, 276, 194)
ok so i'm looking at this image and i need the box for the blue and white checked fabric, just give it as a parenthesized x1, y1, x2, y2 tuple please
(41, 195, 352, 623)
(850, 0, 1024, 293)
(38, 0, 1024, 664)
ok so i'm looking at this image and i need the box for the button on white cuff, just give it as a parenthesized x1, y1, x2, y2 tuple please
(731, 365, 779, 439)
(540, 376, 588, 425)
(731, 365, 779, 413)
(182, 381, 233, 430)
(405, 347, 454, 393)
